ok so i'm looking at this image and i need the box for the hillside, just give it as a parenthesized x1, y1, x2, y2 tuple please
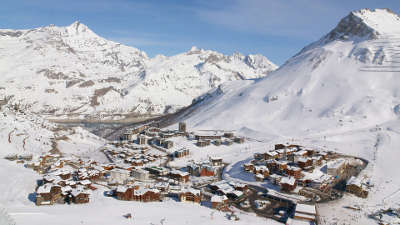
(181, 8, 400, 224)
(0, 22, 276, 120)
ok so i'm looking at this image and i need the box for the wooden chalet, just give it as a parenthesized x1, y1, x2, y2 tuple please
(280, 176, 297, 192)
(297, 157, 313, 169)
(286, 166, 302, 179)
(346, 176, 368, 198)
(179, 188, 201, 203)
(71, 190, 90, 204)
(169, 170, 190, 183)
(243, 163, 254, 172)
(211, 195, 228, 210)
(35, 184, 63, 206)
(197, 140, 211, 147)
(132, 188, 161, 202)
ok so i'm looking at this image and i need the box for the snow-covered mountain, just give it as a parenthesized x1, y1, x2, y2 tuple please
(0, 22, 276, 120)
(185, 8, 400, 134)
(181, 8, 400, 224)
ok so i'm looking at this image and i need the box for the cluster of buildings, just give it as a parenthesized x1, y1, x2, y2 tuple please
(244, 144, 367, 200)
(103, 145, 165, 168)
(21, 155, 110, 206)
(194, 132, 245, 147)
(187, 157, 223, 177)
(120, 123, 187, 150)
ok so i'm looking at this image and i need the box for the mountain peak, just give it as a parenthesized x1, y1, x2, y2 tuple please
(326, 8, 400, 41)
(65, 21, 92, 36)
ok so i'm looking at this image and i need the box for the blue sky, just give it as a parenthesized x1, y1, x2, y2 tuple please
(0, 0, 399, 65)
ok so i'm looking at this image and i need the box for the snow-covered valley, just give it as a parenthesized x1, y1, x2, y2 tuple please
(1, 7, 400, 225)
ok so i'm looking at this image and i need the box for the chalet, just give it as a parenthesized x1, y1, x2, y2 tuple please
(277, 161, 288, 171)
(269, 174, 282, 185)
(179, 188, 201, 203)
(137, 135, 147, 145)
(173, 148, 190, 158)
(163, 140, 174, 149)
(115, 185, 139, 200)
(210, 157, 223, 166)
(293, 203, 317, 223)
(200, 165, 218, 177)
(197, 140, 211, 147)
(294, 150, 308, 162)
(178, 122, 187, 133)
(286, 166, 302, 179)
(234, 137, 245, 144)
(35, 184, 63, 206)
(132, 188, 161, 202)
(346, 176, 368, 198)
(280, 176, 297, 192)
(211, 195, 228, 209)
(312, 156, 323, 166)
(169, 170, 190, 183)
(243, 163, 254, 172)
(254, 165, 269, 177)
(71, 188, 91, 204)
(327, 159, 347, 177)
(266, 159, 279, 171)
(264, 151, 279, 160)
(223, 132, 234, 138)
(131, 168, 150, 181)
(297, 157, 313, 169)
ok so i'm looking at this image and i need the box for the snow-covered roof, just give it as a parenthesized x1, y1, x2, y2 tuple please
(182, 188, 201, 196)
(37, 184, 53, 194)
(170, 170, 189, 177)
(295, 150, 308, 156)
(280, 176, 296, 186)
(79, 180, 91, 185)
(211, 195, 227, 203)
(297, 157, 310, 163)
(116, 185, 128, 193)
(296, 203, 316, 215)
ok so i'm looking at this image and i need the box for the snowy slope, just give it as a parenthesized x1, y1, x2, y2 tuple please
(0, 22, 276, 120)
(185, 8, 400, 135)
(181, 9, 400, 224)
